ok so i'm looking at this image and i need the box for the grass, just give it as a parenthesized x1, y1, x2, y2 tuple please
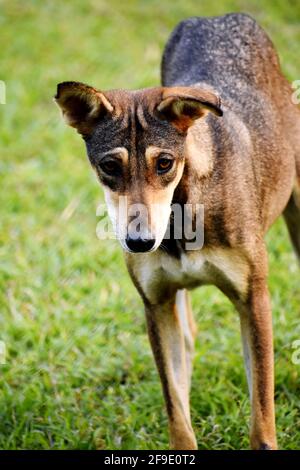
(0, 0, 299, 450)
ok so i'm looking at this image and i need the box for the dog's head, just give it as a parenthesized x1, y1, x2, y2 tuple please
(55, 82, 222, 253)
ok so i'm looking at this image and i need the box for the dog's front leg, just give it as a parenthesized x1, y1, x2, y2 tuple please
(237, 255, 277, 450)
(145, 297, 197, 450)
(176, 289, 197, 388)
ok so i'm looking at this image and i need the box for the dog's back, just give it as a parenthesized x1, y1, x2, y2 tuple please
(162, 13, 285, 100)
(162, 13, 300, 235)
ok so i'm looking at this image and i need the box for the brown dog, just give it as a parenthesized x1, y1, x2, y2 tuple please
(55, 13, 300, 449)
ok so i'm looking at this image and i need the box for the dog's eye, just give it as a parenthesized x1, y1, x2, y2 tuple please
(99, 159, 122, 176)
(156, 156, 174, 174)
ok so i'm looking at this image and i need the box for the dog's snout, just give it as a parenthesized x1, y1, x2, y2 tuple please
(125, 236, 155, 253)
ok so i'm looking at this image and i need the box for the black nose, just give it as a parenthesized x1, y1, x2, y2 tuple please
(125, 236, 155, 253)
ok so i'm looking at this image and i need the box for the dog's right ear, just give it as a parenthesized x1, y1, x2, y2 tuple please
(55, 81, 114, 136)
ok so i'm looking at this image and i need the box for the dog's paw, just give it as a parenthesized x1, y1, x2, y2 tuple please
(258, 443, 272, 450)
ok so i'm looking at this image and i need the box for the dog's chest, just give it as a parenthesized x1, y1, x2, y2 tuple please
(134, 247, 249, 300)
(160, 251, 211, 287)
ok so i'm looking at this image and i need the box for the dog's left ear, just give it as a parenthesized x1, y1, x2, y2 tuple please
(55, 81, 114, 136)
(157, 86, 223, 132)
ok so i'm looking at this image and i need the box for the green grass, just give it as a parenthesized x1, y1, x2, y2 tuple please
(0, 0, 300, 450)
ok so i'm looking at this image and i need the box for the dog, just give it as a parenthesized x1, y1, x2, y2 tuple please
(55, 13, 300, 450)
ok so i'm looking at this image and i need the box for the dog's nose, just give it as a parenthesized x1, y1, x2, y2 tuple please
(125, 236, 155, 253)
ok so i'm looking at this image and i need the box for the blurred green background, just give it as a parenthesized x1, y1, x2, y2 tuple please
(0, 0, 299, 450)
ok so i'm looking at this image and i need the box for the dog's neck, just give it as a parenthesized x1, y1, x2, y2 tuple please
(174, 117, 216, 205)
(163, 116, 223, 257)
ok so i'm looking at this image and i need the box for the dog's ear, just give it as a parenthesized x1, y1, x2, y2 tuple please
(55, 81, 114, 136)
(157, 86, 223, 132)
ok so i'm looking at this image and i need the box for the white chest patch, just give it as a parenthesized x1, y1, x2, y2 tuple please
(130, 247, 249, 300)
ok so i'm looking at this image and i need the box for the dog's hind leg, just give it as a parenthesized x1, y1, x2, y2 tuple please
(145, 297, 197, 450)
(283, 183, 300, 262)
(176, 289, 197, 388)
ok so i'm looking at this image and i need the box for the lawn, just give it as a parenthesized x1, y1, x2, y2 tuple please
(0, 0, 299, 450)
